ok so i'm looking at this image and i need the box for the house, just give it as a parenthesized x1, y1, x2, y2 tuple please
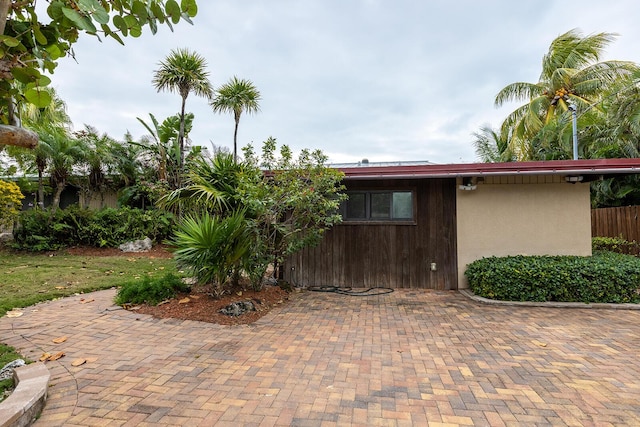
(283, 158, 640, 290)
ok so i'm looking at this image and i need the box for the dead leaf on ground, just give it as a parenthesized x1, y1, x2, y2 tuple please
(55, 286, 66, 290)
(52, 336, 68, 344)
(71, 358, 86, 367)
(40, 351, 65, 362)
(178, 297, 190, 304)
(532, 340, 548, 347)
(80, 298, 95, 304)
(190, 295, 200, 299)
(6, 310, 23, 318)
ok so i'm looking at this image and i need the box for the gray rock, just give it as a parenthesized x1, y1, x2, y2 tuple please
(118, 237, 153, 253)
(219, 301, 256, 316)
(0, 359, 25, 381)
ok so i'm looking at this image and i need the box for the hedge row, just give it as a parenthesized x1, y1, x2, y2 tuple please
(465, 251, 640, 303)
(12, 206, 174, 251)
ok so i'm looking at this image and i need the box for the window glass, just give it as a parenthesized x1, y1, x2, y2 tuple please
(392, 192, 413, 219)
(346, 193, 366, 219)
(370, 192, 391, 219)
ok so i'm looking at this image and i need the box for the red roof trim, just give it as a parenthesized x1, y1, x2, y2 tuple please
(337, 159, 640, 179)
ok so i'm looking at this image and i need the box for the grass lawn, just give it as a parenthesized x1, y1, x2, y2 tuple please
(0, 343, 24, 403)
(0, 250, 177, 317)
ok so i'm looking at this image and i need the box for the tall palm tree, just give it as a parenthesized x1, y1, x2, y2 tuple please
(495, 29, 636, 160)
(472, 125, 514, 162)
(152, 48, 213, 181)
(210, 76, 261, 162)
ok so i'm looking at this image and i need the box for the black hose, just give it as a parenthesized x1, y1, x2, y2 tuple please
(308, 286, 394, 296)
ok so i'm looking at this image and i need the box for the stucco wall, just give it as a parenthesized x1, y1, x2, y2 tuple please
(456, 175, 592, 289)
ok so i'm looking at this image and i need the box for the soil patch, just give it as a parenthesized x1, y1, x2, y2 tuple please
(64, 245, 291, 325)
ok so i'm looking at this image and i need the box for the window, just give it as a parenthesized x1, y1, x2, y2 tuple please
(340, 190, 414, 222)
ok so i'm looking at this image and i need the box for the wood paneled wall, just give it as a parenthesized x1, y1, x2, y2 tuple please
(591, 205, 640, 242)
(283, 178, 457, 290)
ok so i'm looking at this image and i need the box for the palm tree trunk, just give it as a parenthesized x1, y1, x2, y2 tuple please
(51, 181, 65, 214)
(233, 118, 240, 163)
(178, 96, 187, 186)
(37, 168, 44, 209)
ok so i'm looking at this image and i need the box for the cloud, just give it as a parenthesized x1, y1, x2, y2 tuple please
(47, 0, 640, 164)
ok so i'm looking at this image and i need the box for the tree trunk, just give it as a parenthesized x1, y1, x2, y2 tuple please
(0, 125, 39, 148)
(51, 181, 65, 214)
(0, 0, 10, 36)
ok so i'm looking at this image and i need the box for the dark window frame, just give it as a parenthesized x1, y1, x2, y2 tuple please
(339, 189, 417, 224)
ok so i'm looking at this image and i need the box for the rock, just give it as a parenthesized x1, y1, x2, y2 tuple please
(118, 237, 152, 253)
(0, 359, 25, 381)
(0, 232, 13, 243)
(219, 301, 256, 316)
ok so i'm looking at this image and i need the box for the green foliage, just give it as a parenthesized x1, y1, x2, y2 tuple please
(0, 250, 176, 317)
(465, 252, 640, 303)
(12, 206, 174, 251)
(169, 210, 251, 296)
(592, 236, 640, 256)
(0, 343, 26, 403)
(0, 180, 24, 228)
(114, 273, 189, 306)
(1, 1, 199, 123)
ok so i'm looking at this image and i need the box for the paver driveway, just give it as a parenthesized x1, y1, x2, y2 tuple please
(1, 288, 640, 426)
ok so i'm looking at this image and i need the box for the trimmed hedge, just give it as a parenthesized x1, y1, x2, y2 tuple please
(465, 251, 640, 303)
(12, 206, 174, 251)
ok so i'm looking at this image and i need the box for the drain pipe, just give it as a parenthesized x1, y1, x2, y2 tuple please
(568, 102, 578, 160)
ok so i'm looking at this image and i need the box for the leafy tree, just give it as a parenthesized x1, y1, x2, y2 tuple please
(472, 125, 514, 162)
(0, 0, 199, 148)
(74, 125, 118, 209)
(211, 76, 261, 162)
(494, 29, 636, 160)
(162, 139, 346, 291)
(135, 112, 194, 189)
(41, 127, 87, 212)
(0, 179, 23, 228)
(152, 48, 212, 181)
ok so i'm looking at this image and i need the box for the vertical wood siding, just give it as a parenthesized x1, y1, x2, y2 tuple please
(284, 178, 457, 290)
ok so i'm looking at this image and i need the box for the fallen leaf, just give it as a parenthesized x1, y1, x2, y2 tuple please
(532, 340, 548, 348)
(48, 351, 65, 361)
(236, 291, 243, 296)
(190, 295, 200, 300)
(52, 336, 68, 344)
(55, 286, 66, 290)
(71, 358, 86, 367)
(178, 297, 190, 304)
(80, 299, 95, 304)
(39, 353, 52, 362)
(6, 310, 23, 318)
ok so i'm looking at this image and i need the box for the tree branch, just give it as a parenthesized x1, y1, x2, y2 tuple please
(0, 124, 38, 148)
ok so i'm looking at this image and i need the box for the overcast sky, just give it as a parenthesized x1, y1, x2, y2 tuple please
(49, 1, 640, 164)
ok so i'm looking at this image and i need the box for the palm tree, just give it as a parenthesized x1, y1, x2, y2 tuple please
(495, 29, 636, 160)
(472, 125, 514, 162)
(152, 48, 213, 181)
(210, 76, 261, 162)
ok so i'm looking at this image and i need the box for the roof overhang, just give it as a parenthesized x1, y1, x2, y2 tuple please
(337, 159, 640, 180)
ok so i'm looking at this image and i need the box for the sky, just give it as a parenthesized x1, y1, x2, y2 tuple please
(47, 1, 640, 165)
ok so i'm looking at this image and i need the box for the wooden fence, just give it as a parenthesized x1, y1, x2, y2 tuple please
(591, 205, 640, 242)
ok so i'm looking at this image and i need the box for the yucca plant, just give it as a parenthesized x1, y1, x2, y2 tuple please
(169, 210, 252, 296)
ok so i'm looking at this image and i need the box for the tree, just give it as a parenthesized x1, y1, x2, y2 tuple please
(211, 76, 261, 162)
(152, 48, 212, 181)
(74, 125, 118, 209)
(41, 127, 87, 213)
(494, 29, 636, 160)
(472, 125, 514, 162)
(0, 0, 199, 147)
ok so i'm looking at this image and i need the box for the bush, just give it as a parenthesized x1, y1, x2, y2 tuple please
(114, 273, 190, 306)
(465, 251, 640, 303)
(0, 180, 24, 229)
(592, 236, 640, 256)
(12, 206, 175, 251)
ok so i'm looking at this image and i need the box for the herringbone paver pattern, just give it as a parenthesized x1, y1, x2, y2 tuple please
(1, 288, 640, 426)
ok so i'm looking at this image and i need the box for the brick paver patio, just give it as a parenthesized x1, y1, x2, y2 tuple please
(1, 288, 640, 426)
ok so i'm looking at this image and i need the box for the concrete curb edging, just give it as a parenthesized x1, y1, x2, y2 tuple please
(459, 289, 640, 309)
(0, 363, 50, 427)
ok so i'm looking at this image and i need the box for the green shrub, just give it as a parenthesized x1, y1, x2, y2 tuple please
(465, 251, 640, 303)
(168, 210, 251, 296)
(592, 236, 640, 256)
(114, 273, 190, 306)
(12, 206, 175, 251)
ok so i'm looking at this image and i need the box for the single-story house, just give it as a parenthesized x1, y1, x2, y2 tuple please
(283, 158, 640, 290)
